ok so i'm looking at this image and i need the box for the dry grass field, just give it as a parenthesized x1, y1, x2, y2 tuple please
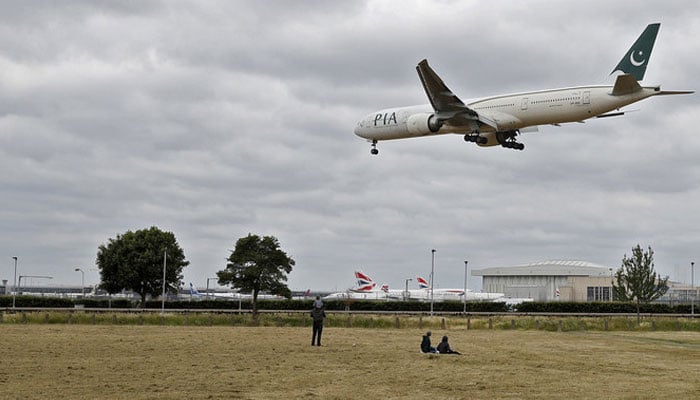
(2, 323, 700, 399)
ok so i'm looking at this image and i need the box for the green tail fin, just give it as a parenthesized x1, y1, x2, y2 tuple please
(610, 23, 660, 81)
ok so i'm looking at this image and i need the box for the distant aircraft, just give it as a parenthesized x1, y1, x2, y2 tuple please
(188, 283, 283, 300)
(355, 23, 693, 154)
(323, 271, 396, 300)
(189, 282, 242, 299)
(415, 276, 507, 301)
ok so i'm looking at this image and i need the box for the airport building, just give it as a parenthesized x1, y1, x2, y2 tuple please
(472, 260, 615, 302)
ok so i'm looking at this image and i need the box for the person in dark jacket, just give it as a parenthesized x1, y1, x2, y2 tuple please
(310, 302, 326, 346)
(436, 335, 461, 355)
(420, 331, 437, 353)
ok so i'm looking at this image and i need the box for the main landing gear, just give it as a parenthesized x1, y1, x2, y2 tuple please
(370, 140, 379, 155)
(496, 130, 525, 151)
(464, 133, 488, 145)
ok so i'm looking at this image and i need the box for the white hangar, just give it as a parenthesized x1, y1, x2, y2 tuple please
(472, 260, 614, 302)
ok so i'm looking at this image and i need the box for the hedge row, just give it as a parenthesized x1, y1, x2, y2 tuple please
(0, 295, 694, 314)
(516, 301, 693, 314)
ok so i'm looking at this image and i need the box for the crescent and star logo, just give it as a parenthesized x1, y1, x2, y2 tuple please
(630, 50, 646, 67)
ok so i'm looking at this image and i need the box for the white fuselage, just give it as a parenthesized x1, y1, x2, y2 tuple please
(354, 84, 659, 143)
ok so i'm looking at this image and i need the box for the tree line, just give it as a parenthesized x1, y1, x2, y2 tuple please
(96, 227, 294, 315)
(94, 227, 670, 320)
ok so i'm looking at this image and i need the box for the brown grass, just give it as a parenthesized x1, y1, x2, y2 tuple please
(2, 323, 699, 399)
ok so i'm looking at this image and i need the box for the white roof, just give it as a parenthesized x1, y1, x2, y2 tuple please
(472, 260, 613, 277)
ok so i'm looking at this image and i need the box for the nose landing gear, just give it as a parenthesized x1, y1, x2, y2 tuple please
(370, 140, 379, 155)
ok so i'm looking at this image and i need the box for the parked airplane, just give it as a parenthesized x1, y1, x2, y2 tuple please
(354, 23, 692, 154)
(189, 283, 243, 299)
(415, 276, 507, 301)
(188, 283, 284, 300)
(323, 271, 397, 300)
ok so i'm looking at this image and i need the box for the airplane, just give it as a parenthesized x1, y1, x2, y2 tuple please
(323, 271, 399, 300)
(415, 276, 505, 301)
(189, 282, 244, 299)
(188, 283, 284, 300)
(354, 23, 692, 155)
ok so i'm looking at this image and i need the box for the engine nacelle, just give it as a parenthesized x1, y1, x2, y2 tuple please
(406, 113, 442, 136)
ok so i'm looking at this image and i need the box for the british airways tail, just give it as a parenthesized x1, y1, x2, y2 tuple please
(416, 276, 429, 289)
(354, 270, 377, 291)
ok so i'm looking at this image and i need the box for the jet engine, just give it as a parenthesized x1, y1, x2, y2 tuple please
(406, 113, 442, 136)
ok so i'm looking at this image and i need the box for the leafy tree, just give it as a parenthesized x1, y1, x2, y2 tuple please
(96, 226, 189, 304)
(613, 244, 669, 324)
(217, 234, 295, 317)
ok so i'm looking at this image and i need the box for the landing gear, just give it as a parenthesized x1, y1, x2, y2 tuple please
(370, 140, 379, 155)
(497, 131, 525, 151)
(464, 134, 487, 145)
(501, 141, 525, 150)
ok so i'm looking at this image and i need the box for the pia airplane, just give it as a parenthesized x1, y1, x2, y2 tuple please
(354, 23, 692, 154)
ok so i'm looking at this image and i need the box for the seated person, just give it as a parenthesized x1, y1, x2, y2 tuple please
(420, 331, 437, 353)
(436, 335, 461, 355)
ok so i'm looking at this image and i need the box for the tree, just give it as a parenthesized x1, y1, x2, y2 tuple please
(96, 226, 189, 304)
(613, 244, 669, 324)
(217, 234, 295, 317)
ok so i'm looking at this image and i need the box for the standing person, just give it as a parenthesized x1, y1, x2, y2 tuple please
(421, 331, 437, 353)
(313, 295, 323, 309)
(436, 335, 461, 355)
(310, 301, 326, 346)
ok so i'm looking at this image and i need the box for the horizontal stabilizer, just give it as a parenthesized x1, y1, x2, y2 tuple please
(653, 90, 695, 96)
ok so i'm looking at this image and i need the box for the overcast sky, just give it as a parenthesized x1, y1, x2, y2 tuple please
(2, 0, 699, 293)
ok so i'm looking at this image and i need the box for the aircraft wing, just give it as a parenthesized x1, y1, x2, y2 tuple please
(416, 59, 498, 130)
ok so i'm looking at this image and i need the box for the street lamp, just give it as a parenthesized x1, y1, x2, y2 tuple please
(691, 261, 695, 316)
(207, 277, 218, 300)
(12, 256, 18, 309)
(430, 249, 436, 316)
(463, 260, 468, 313)
(75, 268, 85, 297)
(404, 278, 412, 301)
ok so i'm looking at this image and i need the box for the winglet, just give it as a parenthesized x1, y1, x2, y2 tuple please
(611, 23, 660, 81)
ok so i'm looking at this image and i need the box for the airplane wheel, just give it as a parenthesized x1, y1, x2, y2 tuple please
(371, 148, 379, 155)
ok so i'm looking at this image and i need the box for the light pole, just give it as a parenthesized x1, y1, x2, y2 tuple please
(463, 260, 468, 313)
(74, 268, 85, 297)
(12, 256, 18, 309)
(691, 261, 695, 316)
(161, 249, 167, 314)
(404, 278, 412, 301)
(430, 249, 436, 316)
(207, 277, 218, 300)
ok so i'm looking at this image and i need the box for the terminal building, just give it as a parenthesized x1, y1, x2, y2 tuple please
(472, 260, 615, 302)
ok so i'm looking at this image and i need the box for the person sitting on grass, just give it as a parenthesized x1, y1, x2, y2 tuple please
(436, 335, 461, 355)
(420, 331, 437, 353)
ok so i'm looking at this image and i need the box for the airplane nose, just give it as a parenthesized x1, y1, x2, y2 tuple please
(354, 120, 367, 138)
